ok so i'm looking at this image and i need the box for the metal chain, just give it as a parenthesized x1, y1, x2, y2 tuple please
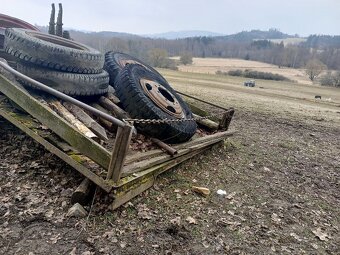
(123, 112, 222, 124)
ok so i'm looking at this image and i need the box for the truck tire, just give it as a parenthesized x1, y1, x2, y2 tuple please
(115, 64, 197, 143)
(104, 52, 167, 88)
(17, 63, 109, 96)
(4, 28, 104, 74)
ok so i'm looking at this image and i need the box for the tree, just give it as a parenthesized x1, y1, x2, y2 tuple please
(305, 59, 327, 81)
(320, 71, 340, 87)
(148, 48, 169, 68)
(179, 52, 193, 65)
(148, 48, 177, 70)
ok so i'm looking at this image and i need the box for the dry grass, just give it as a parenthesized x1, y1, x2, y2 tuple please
(159, 68, 340, 127)
(173, 57, 312, 84)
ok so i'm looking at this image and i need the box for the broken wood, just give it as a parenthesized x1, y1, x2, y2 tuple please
(90, 103, 117, 132)
(187, 102, 209, 117)
(122, 131, 234, 177)
(71, 178, 94, 205)
(63, 102, 108, 141)
(192, 186, 210, 197)
(125, 130, 235, 164)
(99, 96, 128, 120)
(193, 113, 219, 131)
(219, 108, 235, 130)
(151, 138, 177, 156)
(49, 100, 99, 142)
(107, 124, 133, 182)
(106, 92, 120, 104)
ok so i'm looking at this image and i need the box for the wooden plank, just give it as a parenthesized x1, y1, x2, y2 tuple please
(91, 103, 117, 132)
(112, 146, 211, 192)
(48, 99, 99, 142)
(122, 134, 230, 177)
(106, 125, 133, 182)
(193, 113, 219, 131)
(0, 103, 111, 192)
(125, 130, 235, 164)
(106, 92, 120, 104)
(219, 108, 235, 130)
(71, 178, 95, 205)
(0, 75, 111, 169)
(99, 96, 128, 120)
(111, 178, 154, 210)
(63, 102, 108, 141)
(187, 102, 209, 117)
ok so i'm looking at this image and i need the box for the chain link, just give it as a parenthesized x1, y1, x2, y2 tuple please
(123, 112, 222, 124)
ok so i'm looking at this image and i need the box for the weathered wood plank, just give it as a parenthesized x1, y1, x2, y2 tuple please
(71, 178, 95, 205)
(63, 102, 108, 141)
(106, 92, 120, 104)
(90, 103, 117, 133)
(0, 75, 111, 169)
(219, 108, 235, 130)
(113, 146, 210, 192)
(122, 132, 232, 177)
(107, 125, 133, 182)
(187, 102, 209, 117)
(99, 96, 128, 120)
(111, 178, 154, 210)
(125, 130, 235, 164)
(49, 99, 99, 142)
(193, 113, 219, 131)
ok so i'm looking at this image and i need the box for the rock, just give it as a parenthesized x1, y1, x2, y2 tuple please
(216, 189, 227, 196)
(192, 186, 210, 197)
(67, 203, 87, 218)
(186, 216, 197, 224)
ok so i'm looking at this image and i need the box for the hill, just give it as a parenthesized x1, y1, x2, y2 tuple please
(144, 30, 224, 39)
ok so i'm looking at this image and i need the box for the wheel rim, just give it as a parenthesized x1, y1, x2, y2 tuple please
(26, 31, 89, 51)
(140, 78, 184, 118)
(117, 57, 149, 70)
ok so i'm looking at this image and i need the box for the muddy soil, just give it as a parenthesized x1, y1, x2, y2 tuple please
(0, 108, 339, 254)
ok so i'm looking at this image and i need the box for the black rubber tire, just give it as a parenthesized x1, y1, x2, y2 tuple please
(17, 63, 109, 96)
(4, 28, 104, 74)
(104, 51, 167, 88)
(116, 64, 197, 143)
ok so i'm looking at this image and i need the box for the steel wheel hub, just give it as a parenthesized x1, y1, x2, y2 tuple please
(140, 78, 184, 118)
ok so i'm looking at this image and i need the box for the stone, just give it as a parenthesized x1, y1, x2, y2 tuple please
(67, 203, 87, 218)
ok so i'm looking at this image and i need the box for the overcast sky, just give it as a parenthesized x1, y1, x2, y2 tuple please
(2, 0, 339, 36)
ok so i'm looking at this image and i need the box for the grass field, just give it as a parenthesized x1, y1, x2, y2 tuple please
(160, 68, 340, 128)
(174, 57, 313, 84)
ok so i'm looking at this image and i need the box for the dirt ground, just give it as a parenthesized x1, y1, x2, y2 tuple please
(1, 69, 339, 254)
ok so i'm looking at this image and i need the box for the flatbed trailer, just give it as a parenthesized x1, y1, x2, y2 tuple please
(0, 65, 235, 210)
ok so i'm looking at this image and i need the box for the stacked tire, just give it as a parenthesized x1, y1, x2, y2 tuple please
(4, 28, 109, 96)
(104, 52, 197, 143)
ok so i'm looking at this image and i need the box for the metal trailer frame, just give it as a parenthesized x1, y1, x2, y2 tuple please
(0, 67, 235, 210)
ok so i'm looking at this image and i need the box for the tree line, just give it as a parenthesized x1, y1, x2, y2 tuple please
(64, 28, 340, 71)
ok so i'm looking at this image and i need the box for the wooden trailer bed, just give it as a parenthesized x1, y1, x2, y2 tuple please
(0, 72, 235, 210)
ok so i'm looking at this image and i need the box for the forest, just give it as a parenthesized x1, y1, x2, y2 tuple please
(38, 26, 340, 71)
